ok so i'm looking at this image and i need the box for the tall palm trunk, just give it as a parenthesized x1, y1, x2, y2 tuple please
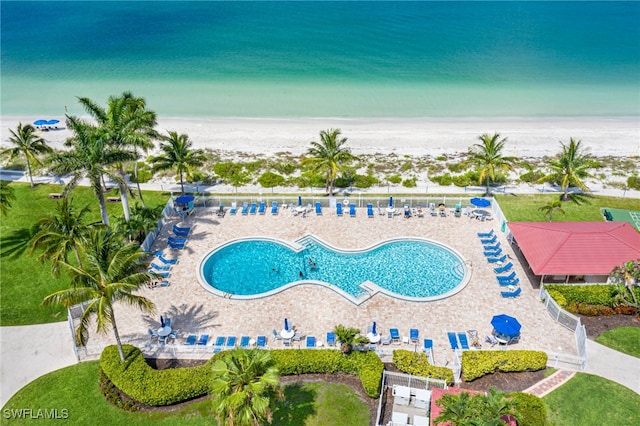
(179, 170, 185, 193)
(110, 310, 126, 362)
(116, 168, 131, 221)
(485, 176, 491, 196)
(26, 159, 35, 188)
(91, 176, 110, 225)
(133, 160, 146, 208)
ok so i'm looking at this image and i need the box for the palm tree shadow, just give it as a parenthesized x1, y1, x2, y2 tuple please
(140, 303, 219, 334)
(272, 382, 317, 425)
(0, 225, 39, 259)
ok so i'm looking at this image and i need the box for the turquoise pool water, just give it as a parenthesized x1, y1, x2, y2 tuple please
(199, 236, 467, 300)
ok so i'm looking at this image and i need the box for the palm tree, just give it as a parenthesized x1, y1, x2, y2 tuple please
(0, 181, 16, 216)
(538, 199, 565, 222)
(542, 138, 593, 201)
(152, 131, 206, 194)
(303, 128, 357, 195)
(333, 324, 369, 355)
(49, 116, 137, 226)
(77, 92, 158, 218)
(1, 123, 52, 188)
(29, 197, 95, 275)
(115, 204, 163, 244)
(481, 388, 520, 425)
(210, 348, 282, 426)
(434, 391, 476, 425)
(42, 227, 157, 362)
(469, 133, 516, 196)
(611, 259, 640, 306)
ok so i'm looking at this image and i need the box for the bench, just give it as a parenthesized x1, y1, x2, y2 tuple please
(106, 197, 121, 203)
(48, 193, 63, 199)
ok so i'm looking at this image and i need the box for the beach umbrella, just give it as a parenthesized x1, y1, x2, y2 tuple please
(388, 196, 393, 207)
(175, 194, 195, 204)
(297, 195, 302, 206)
(33, 119, 48, 126)
(470, 197, 491, 208)
(284, 318, 290, 332)
(491, 314, 521, 337)
(372, 321, 377, 335)
(46, 119, 60, 125)
(160, 315, 165, 328)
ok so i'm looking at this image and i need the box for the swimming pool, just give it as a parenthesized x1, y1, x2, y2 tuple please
(198, 235, 470, 303)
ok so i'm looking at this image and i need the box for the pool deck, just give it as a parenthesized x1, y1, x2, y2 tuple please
(84, 207, 577, 363)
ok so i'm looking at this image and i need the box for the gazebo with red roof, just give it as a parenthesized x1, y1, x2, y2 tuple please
(507, 222, 640, 284)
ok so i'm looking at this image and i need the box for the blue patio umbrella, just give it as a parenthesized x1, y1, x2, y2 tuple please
(491, 314, 521, 337)
(160, 315, 165, 328)
(372, 321, 377, 335)
(175, 194, 195, 204)
(470, 197, 491, 208)
(284, 318, 290, 332)
(388, 196, 393, 207)
(297, 195, 302, 206)
(33, 119, 48, 126)
(46, 119, 60, 125)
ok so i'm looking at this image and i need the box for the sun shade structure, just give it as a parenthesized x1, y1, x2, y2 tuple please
(508, 222, 640, 276)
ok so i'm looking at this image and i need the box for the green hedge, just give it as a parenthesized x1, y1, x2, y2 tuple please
(461, 350, 548, 382)
(509, 392, 547, 426)
(100, 345, 384, 406)
(545, 284, 617, 307)
(392, 350, 454, 385)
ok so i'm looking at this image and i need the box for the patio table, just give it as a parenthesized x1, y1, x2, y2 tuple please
(280, 329, 295, 339)
(157, 326, 172, 337)
(366, 332, 381, 343)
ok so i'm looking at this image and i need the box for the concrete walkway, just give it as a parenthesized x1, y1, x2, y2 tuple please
(584, 339, 640, 394)
(0, 323, 77, 407)
(524, 370, 576, 397)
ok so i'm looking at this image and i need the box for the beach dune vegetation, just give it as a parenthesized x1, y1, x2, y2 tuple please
(303, 128, 358, 196)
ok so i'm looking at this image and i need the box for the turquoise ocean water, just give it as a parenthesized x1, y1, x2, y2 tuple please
(2, 1, 639, 117)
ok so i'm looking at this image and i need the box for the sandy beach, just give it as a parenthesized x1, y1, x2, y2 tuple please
(2, 116, 639, 159)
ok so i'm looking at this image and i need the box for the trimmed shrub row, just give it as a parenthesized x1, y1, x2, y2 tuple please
(546, 284, 639, 316)
(461, 350, 548, 382)
(100, 344, 384, 406)
(392, 350, 454, 385)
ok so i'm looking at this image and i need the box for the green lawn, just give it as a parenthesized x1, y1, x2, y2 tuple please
(595, 327, 640, 358)
(1, 362, 369, 425)
(494, 194, 640, 222)
(0, 182, 169, 326)
(543, 373, 640, 426)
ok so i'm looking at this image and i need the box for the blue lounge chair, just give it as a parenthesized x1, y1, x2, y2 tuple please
(229, 203, 238, 215)
(367, 203, 374, 218)
(195, 334, 208, 346)
(498, 278, 520, 287)
(404, 206, 412, 218)
(305, 336, 316, 348)
(483, 243, 501, 251)
(212, 336, 225, 352)
(458, 332, 470, 350)
(241, 202, 249, 215)
(157, 254, 179, 265)
(173, 224, 191, 237)
(336, 203, 343, 216)
(249, 203, 257, 215)
(501, 287, 522, 298)
(256, 335, 267, 348)
(150, 270, 170, 278)
(239, 336, 250, 348)
(487, 254, 507, 263)
(148, 280, 170, 289)
(184, 334, 197, 345)
(484, 248, 502, 257)
(477, 229, 494, 238)
(494, 262, 513, 274)
(480, 235, 497, 244)
(497, 271, 517, 282)
(271, 201, 278, 215)
(150, 262, 171, 271)
(409, 328, 419, 344)
(315, 202, 322, 215)
(226, 336, 237, 348)
(258, 202, 266, 215)
(422, 338, 433, 352)
(148, 328, 158, 339)
(349, 203, 356, 217)
(326, 332, 336, 347)
(447, 332, 459, 350)
(168, 241, 185, 250)
(168, 236, 187, 244)
(389, 328, 400, 343)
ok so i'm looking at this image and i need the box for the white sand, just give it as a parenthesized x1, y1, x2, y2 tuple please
(2, 116, 639, 159)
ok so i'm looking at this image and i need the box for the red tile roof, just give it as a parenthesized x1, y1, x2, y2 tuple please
(508, 222, 640, 276)
(430, 387, 484, 426)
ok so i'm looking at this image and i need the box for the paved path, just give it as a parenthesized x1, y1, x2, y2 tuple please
(583, 339, 640, 394)
(524, 370, 576, 397)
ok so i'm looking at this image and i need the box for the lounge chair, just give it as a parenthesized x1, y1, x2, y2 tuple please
(196, 334, 209, 346)
(150, 262, 171, 271)
(258, 201, 266, 215)
(349, 203, 356, 217)
(439, 207, 447, 217)
(422, 338, 433, 352)
(184, 334, 197, 345)
(463, 206, 472, 217)
(173, 224, 191, 237)
(148, 280, 170, 289)
(454, 204, 462, 217)
(150, 270, 170, 278)
(447, 332, 459, 350)
(497, 271, 517, 282)
(169, 329, 179, 340)
(483, 243, 501, 251)
(429, 203, 437, 216)
(226, 336, 237, 349)
(336, 203, 343, 216)
(326, 332, 336, 347)
(168, 241, 185, 250)
(501, 287, 522, 298)
(229, 202, 238, 215)
(498, 277, 520, 286)
(271, 201, 278, 215)
(216, 206, 225, 217)
(249, 202, 257, 215)
(493, 262, 513, 274)
(458, 332, 470, 350)
(404, 205, 412, 218)
(484, 248, 502, 257)
(416, 207, 425, 217)
(148, 328, 158, 339)
(212, 336, 225, 352)
(241, 202, 249, 215)
(409, 328, 419, 344)
(256, 335, 267, 348)
(487, 254, 507, 263)
(272, 329, 282, 340)
(389, 328, 400, 343)
(315, 202, 322, 215)
(480, 235, 497, 244)
(477, 229, 494, 238)
(168, 236, 187, 244)
(157, 254, 179, 265)
(305, 336, 316, 348)
(367, 203, 374, 218)
(239, 336, 250, 348)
